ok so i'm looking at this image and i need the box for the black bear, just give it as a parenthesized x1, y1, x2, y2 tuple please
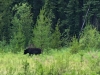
(24, 48, 42, 55)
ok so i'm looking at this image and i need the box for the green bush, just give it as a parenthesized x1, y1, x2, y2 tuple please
(70, 37, 81, 54)
(69, 24, 100, 54)
(79, 24, 100, 50)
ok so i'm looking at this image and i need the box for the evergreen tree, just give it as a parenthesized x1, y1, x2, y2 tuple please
(83, 0, 100, 30)
(10, 24, 25, 53)
(51, 19, 61, 49)
(66, 0, 80, 37)
(32, 6, 52, 50)
(0, 0, 13, 42)
(27, 0, 43, 26)
(44, 0, 58, 29)
(10, 11, 25, 53)
(11, 3, 33, 46)
(57, 0, 69, 33)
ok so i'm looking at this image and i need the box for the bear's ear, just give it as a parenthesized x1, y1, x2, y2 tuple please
(28, 44, 34, 48)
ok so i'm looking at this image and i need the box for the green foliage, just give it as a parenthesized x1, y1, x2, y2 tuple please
(28, 0, 43, 25)
(32, 2, 62, 50)
(79, 24, 100, 50)
(66, 0, 80, 37)
(51, 20, 61, 49)
(10, 25, 25, 53)
(32, 6, 52, 50)
(0, 49, 100, 75)
(83, 0, 100, 29)
(0, 0, 13, 41)
(0, 38, 7, 52)
(84, 51, 100, 74)
(12, 3, 33, 46)
(1, 0, 100, 48)
(61, 28, 70, 47)
(10, 2, 33, 53)
(70, 37, 81, 54)
(22, 60, 30, 75)
(70, 24, 100, 54)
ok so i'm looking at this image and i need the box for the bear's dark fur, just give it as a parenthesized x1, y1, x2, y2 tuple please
(24, 48, 42, 55)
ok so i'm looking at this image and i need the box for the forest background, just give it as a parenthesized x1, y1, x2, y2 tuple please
(0, 0, 100, 53)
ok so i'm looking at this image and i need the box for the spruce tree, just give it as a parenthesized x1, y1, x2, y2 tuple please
(32, 6, 52, 50)
(0, 0, 13, 42)
(10, 24, 25, 53)
(11, 3, 33, 47)
(10, 14, 25, 53)
(51, 20, 61, 49)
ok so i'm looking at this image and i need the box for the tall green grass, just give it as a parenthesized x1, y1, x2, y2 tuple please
(0, 48, 100, 75)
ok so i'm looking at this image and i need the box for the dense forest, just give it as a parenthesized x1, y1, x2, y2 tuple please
(0, 0, 100, 52)
(1, 0, 100, 74)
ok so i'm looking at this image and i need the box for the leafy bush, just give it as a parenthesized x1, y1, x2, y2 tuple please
(70, 37, 81, 54)
(70, 24, 100, 54)
(79, 24, 100, 50)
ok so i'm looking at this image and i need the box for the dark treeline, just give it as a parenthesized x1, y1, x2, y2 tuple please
(0, 0, 100, 52)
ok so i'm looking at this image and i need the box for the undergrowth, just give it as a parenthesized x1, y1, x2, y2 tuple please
(0, 49, 100, 75)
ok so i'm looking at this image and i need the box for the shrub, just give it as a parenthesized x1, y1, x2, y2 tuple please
(70, 37, 81, 54)
(79, 24, 100, 51)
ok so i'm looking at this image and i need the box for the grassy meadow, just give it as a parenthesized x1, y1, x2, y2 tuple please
(0, 48, 100, 75)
